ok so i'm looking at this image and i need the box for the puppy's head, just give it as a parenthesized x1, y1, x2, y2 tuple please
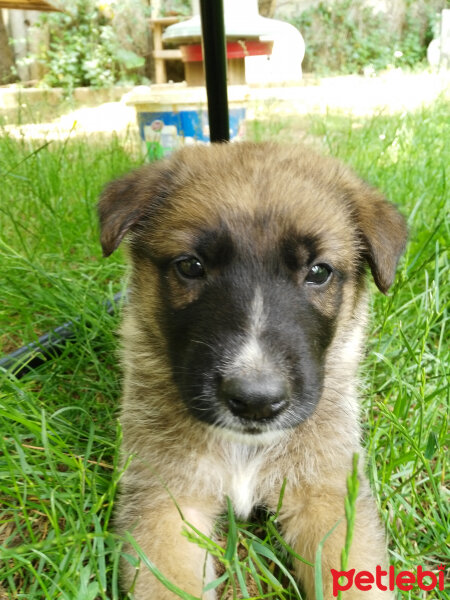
(99, 142, 407, 436)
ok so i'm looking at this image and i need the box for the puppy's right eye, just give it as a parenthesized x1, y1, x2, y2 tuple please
(305, 263, 333, 286)
(174, 257, 205, 279)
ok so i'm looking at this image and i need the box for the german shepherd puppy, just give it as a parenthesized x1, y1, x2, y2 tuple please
(99, 142, 407, 599)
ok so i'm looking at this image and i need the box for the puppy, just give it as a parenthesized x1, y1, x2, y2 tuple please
(98, 142, 407, 599)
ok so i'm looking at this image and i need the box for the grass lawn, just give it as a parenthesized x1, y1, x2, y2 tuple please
(0, 97, 448, 599)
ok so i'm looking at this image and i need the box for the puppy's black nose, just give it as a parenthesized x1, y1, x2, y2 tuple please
(220, 374, 289, 421)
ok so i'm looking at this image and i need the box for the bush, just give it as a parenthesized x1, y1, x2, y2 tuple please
(290, 0, 439, 75)
(35, 0, 148, 92)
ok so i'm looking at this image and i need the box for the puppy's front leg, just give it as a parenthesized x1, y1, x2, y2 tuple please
(118, 497, 218, 599)
(279, 478, 393, 600)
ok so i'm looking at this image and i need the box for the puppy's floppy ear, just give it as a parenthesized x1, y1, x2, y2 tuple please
(348, 180, 407, 294)
(98, 161, 174, 257)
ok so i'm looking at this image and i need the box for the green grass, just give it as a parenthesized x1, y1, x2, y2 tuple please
(1, 97, 449, 599)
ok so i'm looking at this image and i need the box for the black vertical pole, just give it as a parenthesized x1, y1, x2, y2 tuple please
(199, 0, 230, 143)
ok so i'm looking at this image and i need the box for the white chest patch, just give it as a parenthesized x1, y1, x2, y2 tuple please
(226, 445, 265, 519)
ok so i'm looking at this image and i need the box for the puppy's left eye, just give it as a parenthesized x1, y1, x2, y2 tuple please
(305, 264, 333, 286)
(174, 257, 205, 279)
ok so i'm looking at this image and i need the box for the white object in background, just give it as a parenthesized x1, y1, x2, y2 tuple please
(245, 20, 305, 84)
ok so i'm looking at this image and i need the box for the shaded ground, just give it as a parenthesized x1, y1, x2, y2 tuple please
(2, 70, 449, 142)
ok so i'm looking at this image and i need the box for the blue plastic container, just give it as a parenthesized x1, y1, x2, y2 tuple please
(126, 84, 248, 160)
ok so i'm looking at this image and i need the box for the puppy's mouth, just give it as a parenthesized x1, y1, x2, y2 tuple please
(225, 414, 282, 436)
(213, 418, 290, 445)
(203, 396, 292, 443)
(189, 376, 314, 440)
(178, 364, 321, 436)
(185, 383, 318, 438)
(176, 338, 322, 435)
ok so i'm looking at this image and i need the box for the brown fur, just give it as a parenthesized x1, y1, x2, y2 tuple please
(98, 142, 407, 599)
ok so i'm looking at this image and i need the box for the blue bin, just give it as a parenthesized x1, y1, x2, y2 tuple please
(126, 84, 248, 160)
(137, 106, 246, 159)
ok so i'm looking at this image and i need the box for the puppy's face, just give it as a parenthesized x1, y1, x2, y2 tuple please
(99, 143, 407, 436)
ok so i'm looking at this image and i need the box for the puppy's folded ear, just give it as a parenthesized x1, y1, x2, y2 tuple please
(348, 180, 407, 294)
(98, 162, 174, 257)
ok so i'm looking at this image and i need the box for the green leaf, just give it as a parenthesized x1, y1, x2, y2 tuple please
(315, 520, 342, 600)
(125, 532, 201, 600)
(115, 48, 145, 69)
(202, 571, 229, 592)
(224, 497, 238, 562)
(424, 431, 438, 460)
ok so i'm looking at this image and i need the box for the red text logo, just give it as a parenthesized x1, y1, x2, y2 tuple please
(330, 565, 446, 596)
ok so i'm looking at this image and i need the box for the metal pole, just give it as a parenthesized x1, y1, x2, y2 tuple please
(199, 0, 230, 143)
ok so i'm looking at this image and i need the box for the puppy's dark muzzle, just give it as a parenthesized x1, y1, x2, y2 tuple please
(219, 373, 289, 421)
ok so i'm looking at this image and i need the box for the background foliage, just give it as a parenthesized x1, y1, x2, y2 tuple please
(18, 0, 448, 91)
(34, 0, 149, 92)
(289, 0, 441, 74)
